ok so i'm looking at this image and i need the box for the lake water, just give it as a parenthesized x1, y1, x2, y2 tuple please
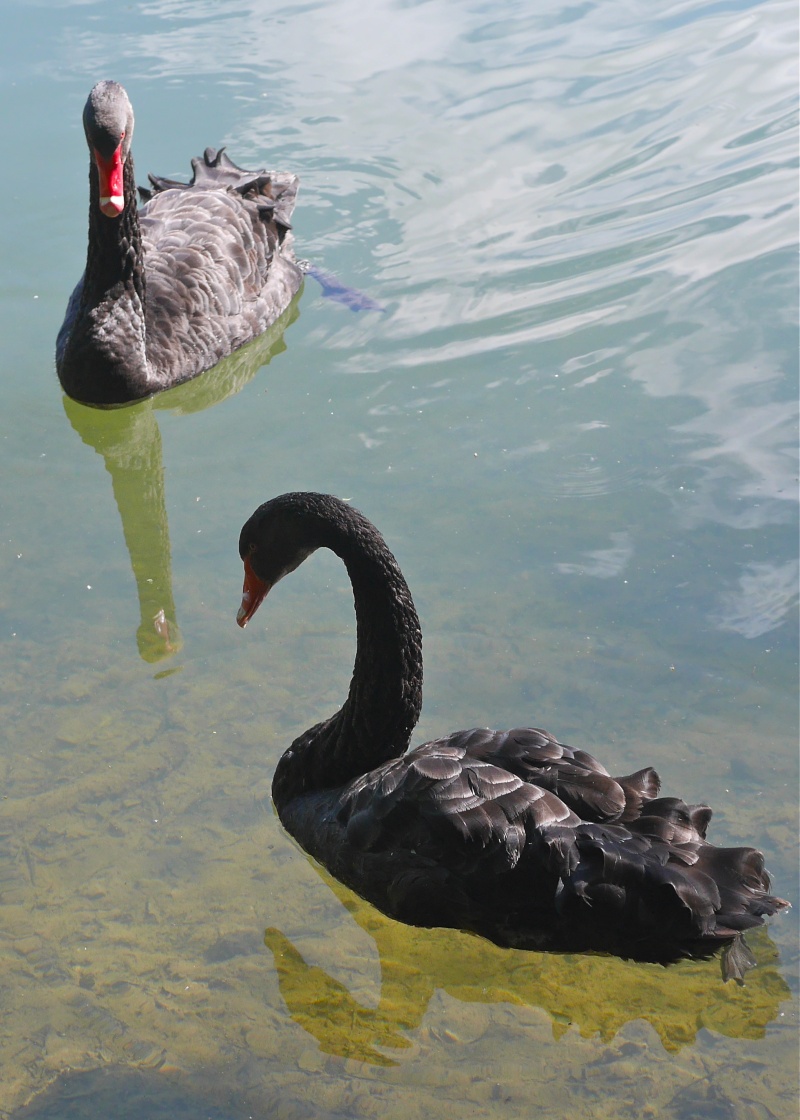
(1, 0, 797, 1116)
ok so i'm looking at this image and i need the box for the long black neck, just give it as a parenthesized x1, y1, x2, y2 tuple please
(83, 155, 145, 310)
(272, 512, 423, 808)
(60, 155, 151, 404)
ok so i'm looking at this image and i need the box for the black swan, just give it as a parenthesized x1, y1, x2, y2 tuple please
(236, 492, 788, 980)
(56, 81, 303, 406)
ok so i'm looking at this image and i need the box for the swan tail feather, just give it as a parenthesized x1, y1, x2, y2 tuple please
(142, 149, 299, 236)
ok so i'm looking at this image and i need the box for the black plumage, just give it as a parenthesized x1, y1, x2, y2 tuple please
(237, 492, 788, 980)
(56, 81, 302, 406)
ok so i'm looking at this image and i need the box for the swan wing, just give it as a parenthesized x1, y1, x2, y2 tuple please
(139, 187, 300, 379)
(448, 726, 660, 824)
(337, 733, 581, 871)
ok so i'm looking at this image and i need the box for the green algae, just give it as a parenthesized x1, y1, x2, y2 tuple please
(0, 640, 794, 1118)
(1, 507, 796, 1118)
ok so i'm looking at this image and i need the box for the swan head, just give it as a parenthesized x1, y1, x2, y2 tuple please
(236, 494, 321, 627)
(84, 80, 134, 218)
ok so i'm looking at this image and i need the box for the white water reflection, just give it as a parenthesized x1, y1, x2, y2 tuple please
(557, 531, 634, 579)
(58, 0, 467, 82)
(715, 558, 799, 639)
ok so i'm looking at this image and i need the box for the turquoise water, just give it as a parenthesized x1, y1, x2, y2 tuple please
(1, 0, 797, 1116)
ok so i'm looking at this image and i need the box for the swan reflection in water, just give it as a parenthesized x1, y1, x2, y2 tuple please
(62, 302, 300, 663)
(262, 861, 790, 1068)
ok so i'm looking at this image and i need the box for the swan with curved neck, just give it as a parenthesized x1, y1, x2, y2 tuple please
(56, 81, 302, 406)
(237, 492, 787, 979)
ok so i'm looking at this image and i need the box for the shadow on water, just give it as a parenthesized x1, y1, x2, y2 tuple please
(61, 301, 300, 664)
(264, 861, 790, 1068)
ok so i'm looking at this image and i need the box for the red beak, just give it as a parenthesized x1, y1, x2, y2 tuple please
(237, 555, 270, 628)
(93, 141, 125, 217)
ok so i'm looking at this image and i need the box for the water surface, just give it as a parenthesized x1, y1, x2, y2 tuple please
(0, 0, 797, 1116)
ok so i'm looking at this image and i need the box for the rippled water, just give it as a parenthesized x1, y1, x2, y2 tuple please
(1, 0, 797, 1117)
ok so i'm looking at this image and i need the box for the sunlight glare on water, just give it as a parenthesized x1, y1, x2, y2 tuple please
(0, 0, 797, 1117)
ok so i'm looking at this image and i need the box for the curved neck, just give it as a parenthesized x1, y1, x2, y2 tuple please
(272, 517, 423, 808)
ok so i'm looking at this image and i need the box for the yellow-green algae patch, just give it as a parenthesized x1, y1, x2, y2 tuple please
(0, 655, 794, 1119)
(0, 546, 795, 1118)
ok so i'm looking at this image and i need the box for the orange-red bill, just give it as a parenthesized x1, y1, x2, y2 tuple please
(93, 141, 125, 217)
(237, 555, 270, 627)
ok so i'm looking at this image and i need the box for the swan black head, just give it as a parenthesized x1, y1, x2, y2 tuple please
(236, 491, 414, 631)
(237, 493, 351, 626)
(83, 81, 135, 217)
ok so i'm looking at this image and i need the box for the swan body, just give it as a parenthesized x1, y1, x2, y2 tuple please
(56, 81, 302, 406)
(237, 493, 787, 980)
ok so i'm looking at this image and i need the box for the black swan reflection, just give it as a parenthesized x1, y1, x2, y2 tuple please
(262, 864, 789, 1064)
(57, 80, 302, 406)
(237, 493, 787, 980)
(63, 309, 298, 662)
